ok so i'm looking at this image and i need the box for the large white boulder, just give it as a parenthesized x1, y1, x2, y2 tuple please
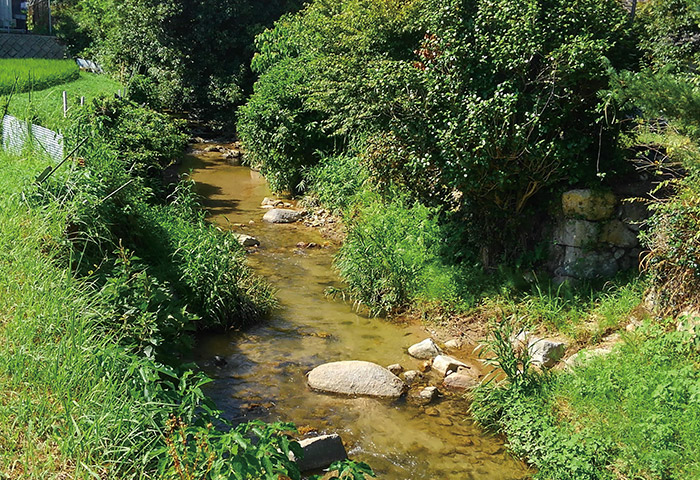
(307, 361, 406, 398)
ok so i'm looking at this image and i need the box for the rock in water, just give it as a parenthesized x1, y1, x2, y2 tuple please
(292, 434, 348, 472)
(387, 363, 404, 376)
(403, 370, 423, 386)
(307, 361, 407, 398)
(442, 370, 479, 391)
(233, 233, 260, 247)
(432, 355, 469, 377)
(408, 338, 442, 359)
(418, 386, 439, 403)
(263, 208, 303, 223)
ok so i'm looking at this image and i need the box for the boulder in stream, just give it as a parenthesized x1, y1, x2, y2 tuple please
(263, 208, 303, 224)
(408, 338, 442, 359)
(307, 360, 407, 398)
(292, 434, 348, 472)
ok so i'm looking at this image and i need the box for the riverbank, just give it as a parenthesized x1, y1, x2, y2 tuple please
(0, 77, 301, 478)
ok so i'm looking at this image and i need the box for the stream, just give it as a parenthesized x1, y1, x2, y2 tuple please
(182, 142, 531, 480)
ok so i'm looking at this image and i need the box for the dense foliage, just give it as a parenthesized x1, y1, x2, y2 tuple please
(54, 0, 302, 117)
(239, 0, 636, 312)
(0, 58, 79, 96)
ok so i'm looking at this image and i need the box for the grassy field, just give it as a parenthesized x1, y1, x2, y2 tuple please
(0, 58, 79, 96)
(1, 71, 121, 130)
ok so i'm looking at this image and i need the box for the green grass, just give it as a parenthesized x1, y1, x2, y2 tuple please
(1, 71, 121, 131)
(0, 149, 174, 477)
(472, 319, 700, 480)
(0, 58, 79, 96)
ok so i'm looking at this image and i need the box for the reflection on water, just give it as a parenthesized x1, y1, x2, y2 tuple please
(182, 144, 531, 479)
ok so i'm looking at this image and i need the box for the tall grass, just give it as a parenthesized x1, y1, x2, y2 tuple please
(0, 58, 79, 96)
(0, 92, 290, 477)
(0, 150, 185, 477)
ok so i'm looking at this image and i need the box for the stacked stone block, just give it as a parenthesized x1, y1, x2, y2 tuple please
(551, 189, 646, 281)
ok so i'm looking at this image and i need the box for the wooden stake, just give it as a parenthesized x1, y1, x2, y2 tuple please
(62, 91, 67, 117)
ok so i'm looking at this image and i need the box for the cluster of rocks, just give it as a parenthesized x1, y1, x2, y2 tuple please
(550, 189, 648, 282)
(303, 208, 338, 229)
(299, 332, 571, 472)
(200, 141, 245, 166)
(305, 337, 480, 407)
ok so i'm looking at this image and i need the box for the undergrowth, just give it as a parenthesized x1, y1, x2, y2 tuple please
(472, 319, 700, 479)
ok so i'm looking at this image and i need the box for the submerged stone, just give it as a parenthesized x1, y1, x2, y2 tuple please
(292, 434, 348, 472)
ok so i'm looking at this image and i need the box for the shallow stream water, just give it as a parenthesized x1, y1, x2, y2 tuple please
(182, 143, 531, 480)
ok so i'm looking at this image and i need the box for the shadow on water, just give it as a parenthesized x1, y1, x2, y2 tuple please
(182, 143, 532, 480)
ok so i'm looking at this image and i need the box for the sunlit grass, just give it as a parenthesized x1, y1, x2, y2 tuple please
(1, 71, 121, 131)
(0, 58, 79, 96)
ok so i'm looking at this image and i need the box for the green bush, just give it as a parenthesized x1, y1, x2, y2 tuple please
(0, 58, 79, 96)
(238, 0, 422, 192)
(637, 0, 700, 72)
(334, 190, 476, 314)
(302, 152, 368, 213)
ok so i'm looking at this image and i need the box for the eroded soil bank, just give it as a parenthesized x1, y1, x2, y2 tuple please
(182, 142, 531, 479)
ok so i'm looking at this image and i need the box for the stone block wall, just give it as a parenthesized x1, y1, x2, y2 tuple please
(550, 189, 647, 281)
(0, 33, 66, 59)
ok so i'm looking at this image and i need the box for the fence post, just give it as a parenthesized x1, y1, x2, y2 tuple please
(62, 91, 67, 117)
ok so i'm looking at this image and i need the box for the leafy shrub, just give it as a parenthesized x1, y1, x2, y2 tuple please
(237, 56, 330, 192)
(96, 245, 197, 354)
(71, 96, 187, 177)
(637, 0, 700, 72)
(302, 152, 368, 213)
(334, 190, 474, 314)
(238, 0, 423, 192)
(0, 58, 79, 95)
(159, 419, 303, 479)
(127, 73, 162, 109)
